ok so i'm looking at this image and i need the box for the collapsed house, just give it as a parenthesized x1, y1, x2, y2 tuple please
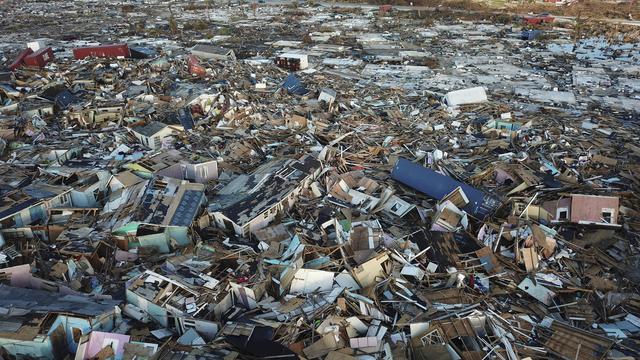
(0, 183, 73, 228)
(0, 285, 120, 359)
(102, 177, 206, 252)
(208, 155, 321, 236)
(75, 331, 158, 360)
(190, 44, 236, 61)
(39, 166, 111, 207)
(543, 194, 620, 226)
(128, 121, 175, 150)
(126, 270, 219, 339)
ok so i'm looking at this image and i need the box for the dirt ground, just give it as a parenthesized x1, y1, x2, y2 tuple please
(345, 0, 640, 42)
(510, 0, 639, 20)
(352, 0, 640, 20)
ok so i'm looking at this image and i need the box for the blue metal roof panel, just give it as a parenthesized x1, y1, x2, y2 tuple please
(390, 157, 500, 219)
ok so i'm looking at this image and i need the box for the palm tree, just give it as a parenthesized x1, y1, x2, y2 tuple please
(168, 2, 178, 35)
(206, 0, 213, 22)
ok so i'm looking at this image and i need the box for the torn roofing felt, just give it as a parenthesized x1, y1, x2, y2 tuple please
(390, 157, 501, 219)
(0, 284, 120, 316)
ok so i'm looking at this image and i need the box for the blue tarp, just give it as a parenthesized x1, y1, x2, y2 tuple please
(282, 73, 309, 95)
(521, 30, 543, 41)
(390, 158, 501, 218)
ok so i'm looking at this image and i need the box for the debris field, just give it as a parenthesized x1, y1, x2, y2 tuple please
(0, 1, 640, 359)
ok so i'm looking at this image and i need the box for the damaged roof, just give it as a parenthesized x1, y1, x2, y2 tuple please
(209, 155, 321, 224)
(0, 284, 119, 317)
(130, 121, 169, 137)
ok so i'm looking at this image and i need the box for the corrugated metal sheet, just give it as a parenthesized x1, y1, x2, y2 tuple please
(73, 44, 130, 60)
(540, 319, 614, 360)
(187, 55, 206, 78)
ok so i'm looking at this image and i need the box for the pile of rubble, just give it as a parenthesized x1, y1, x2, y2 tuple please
(0, 1, 639, 359)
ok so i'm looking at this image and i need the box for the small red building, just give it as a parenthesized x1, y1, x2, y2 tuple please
(23, 47, 54, 68)
(543, 194, 619, 226)
(523, 14, 555, 25)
